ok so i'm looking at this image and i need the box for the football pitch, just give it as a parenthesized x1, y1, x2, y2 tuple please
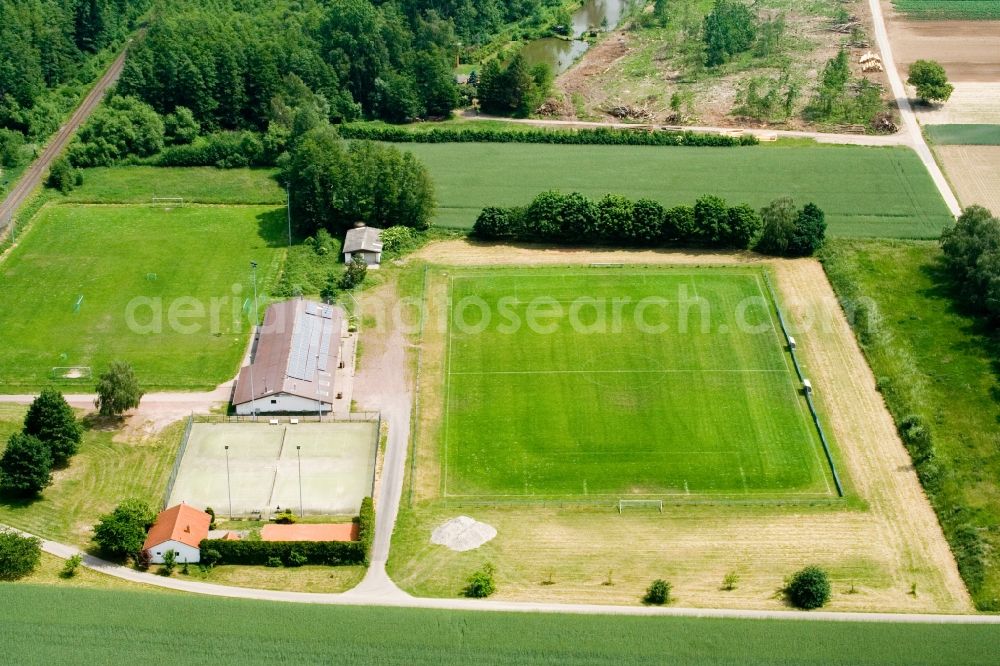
(0, 203, 286, 390)
(167, 422, 378, 517)
(435, 266, 838, 500)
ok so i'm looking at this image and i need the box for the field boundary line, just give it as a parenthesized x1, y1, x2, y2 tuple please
(762, 273, 844, 497)
(448, 369, 788, 376)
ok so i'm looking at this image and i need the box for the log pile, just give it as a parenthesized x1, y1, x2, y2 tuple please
(859, 51, 884, 73)
(606, 104, 654, 121)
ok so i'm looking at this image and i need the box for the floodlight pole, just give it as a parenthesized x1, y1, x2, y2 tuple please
(285, 183, 292, 247)
(225, 445, 232, 520)
(249, 261, 260, 422)
(296, 445, 303, 517)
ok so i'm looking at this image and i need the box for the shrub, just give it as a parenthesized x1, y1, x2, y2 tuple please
(46, 157, 82, 194)
(60, 554, 83, 579)
(0, 530, 42, 581)
(722, 571, 739, 591)
(286, 550, 308, 567)
(0, 433, 53, 498)
(644, 579, 672, 605)
(201, 549, 221, 567)
(340, 254, 368, 290)
(160, 549, 177, 576)
(786, 566, 831, 609)
(464, 563, 496, 598)
(379, 226, 418, 255)
(274, 510, 297, 525)
(199, 538, 365, 566)
(899, 414, 935, 462)
(266, 557, 283, 568)
(157, 131, 266, 168)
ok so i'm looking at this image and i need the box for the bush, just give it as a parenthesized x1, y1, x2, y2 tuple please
(160, 549, 177, 576)
(266, 556, 283, 568)
(786, 566, 831, 609)
(199, 538, 365, 566)
(643, 579, 672, 605)
(340, 254, 368, 290)
(357, 496, 375, 565)
(0, 433, 53, 498)
(286, 550, 308, 567)
(92, 498, 156, 560)
(274, 510, 297, 525)
(70, 95, 164, 167)
(464, 563, 496, 598)
(60, 554, 83, 579)
(201, 549, 221, 567)
(46, 157, 82, 194)
(0, 530, 42, 581)
(157, 131, 266, 168)
(337, 124, 757, 148)
(379, 226, 418, 255)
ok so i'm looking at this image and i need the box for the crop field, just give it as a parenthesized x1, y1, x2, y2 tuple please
(926, 124, 1000, 145)
(2, 586, 998, 665)
(431, 266, 837, 500)
(892, 0, 1000, 19)
(391, 143, 953, 238)
(934, 145, 1000, 214)
(0, 204, 286, 391)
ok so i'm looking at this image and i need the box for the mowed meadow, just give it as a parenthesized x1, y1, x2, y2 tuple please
(390, 143, 953, 238)
(437, 267, 836, 500)
(3, 585, 998, 665)
(0, 204, 286, 391)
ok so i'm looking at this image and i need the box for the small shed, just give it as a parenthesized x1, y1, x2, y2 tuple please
(143, 503, 211, 564)
(343, 224, 383, 267)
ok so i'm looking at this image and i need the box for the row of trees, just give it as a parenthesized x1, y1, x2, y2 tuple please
(0, 0, 149, 139)
(473, 191, 826, 256)
(940, 206, 1000, 320)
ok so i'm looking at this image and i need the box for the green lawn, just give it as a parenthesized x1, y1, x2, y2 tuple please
(926, 125, 1000, 146)
(65, 166, 284, 204)
(2, 585, 998, 665)
(391, 143, 953, 239)
(820, 239, 1000, 611)
(438, 266, 835, 500)
(0, 404, 182, 547)
(0, 204, 286, 391)
(892, 0, 1000, 19)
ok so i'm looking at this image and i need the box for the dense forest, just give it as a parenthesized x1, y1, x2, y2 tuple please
(0, 0, 150, 147)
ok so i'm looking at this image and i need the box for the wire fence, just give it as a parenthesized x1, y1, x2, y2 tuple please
(192, 411, 380, 424)
(763, 273, 844, 497)
(162, 413, 195, 509)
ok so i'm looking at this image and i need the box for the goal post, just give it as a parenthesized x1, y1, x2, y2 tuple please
(151, 197, 184, 208)
(618, 499, 663, 514)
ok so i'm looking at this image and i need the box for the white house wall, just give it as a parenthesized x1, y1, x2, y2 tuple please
(235, 392, 331, 415)
(147, 540, 201, 564)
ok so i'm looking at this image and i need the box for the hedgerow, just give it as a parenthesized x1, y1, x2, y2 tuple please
(199, 538, 364, 567)
(338, 124, 759, 147)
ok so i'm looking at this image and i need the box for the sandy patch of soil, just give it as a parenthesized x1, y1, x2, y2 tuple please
(431, 516, 497, 552)
(414, 239, 754, 266)
(912, 83, 1000, 125)
(883, 3, 1000, 82)
(934, 145, 1000, 214)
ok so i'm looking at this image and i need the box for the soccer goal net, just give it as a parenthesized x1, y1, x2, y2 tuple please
(618, 499, 663, 514)
(51, 366, 92, 380)
(152, 197, 184, 208)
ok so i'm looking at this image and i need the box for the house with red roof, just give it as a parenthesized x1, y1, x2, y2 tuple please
(142, 503, 211, 564)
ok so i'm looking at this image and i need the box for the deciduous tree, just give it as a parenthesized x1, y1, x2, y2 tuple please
(94, 360, 143, 418)
(0, 433, 53, 498)
(23, 388, 83, 468)
(907, 60, 954, 104)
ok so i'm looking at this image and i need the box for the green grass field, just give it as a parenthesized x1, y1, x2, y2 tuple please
(391, 143, 953, 238)
(0, 404, 182, 548)
(891, 0, 1000, 19)
(821, 239, 1000, 610)
(0, 204, 286, 391)
(926, 124, 1000, 146)
(2, 585, 998, 665)
(65, 166, 285, 204)
(437, 266, 835, 500)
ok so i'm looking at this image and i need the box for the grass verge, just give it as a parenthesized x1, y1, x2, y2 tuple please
(820, 239, 1000, 611)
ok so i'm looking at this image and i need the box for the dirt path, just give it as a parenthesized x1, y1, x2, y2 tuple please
(415, 239, 755, 265)
(0, 42, 131, 237)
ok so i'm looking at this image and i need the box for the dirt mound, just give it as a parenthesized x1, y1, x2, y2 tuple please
(431, 516, 497, 552)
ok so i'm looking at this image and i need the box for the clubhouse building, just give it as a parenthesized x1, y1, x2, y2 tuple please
(232, 299, 347, 416)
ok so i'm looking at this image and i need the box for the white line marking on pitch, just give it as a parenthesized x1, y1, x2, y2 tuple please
(449, 369, 787, 376)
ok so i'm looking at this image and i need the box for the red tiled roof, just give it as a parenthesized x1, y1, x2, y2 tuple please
(142, 504, 211, 551)
(260, 523, 358, 542)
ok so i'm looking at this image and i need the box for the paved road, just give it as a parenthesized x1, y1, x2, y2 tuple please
(0, 43, 131, 237)
(866, 0, 961, 216)
(0, 527, 992, 623)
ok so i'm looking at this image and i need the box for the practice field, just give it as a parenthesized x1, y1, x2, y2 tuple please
(0, 204, 285, 391)
(432, 266, 837, 500)
(168, 422, 377, 517)
(390, 143, 953, 238)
